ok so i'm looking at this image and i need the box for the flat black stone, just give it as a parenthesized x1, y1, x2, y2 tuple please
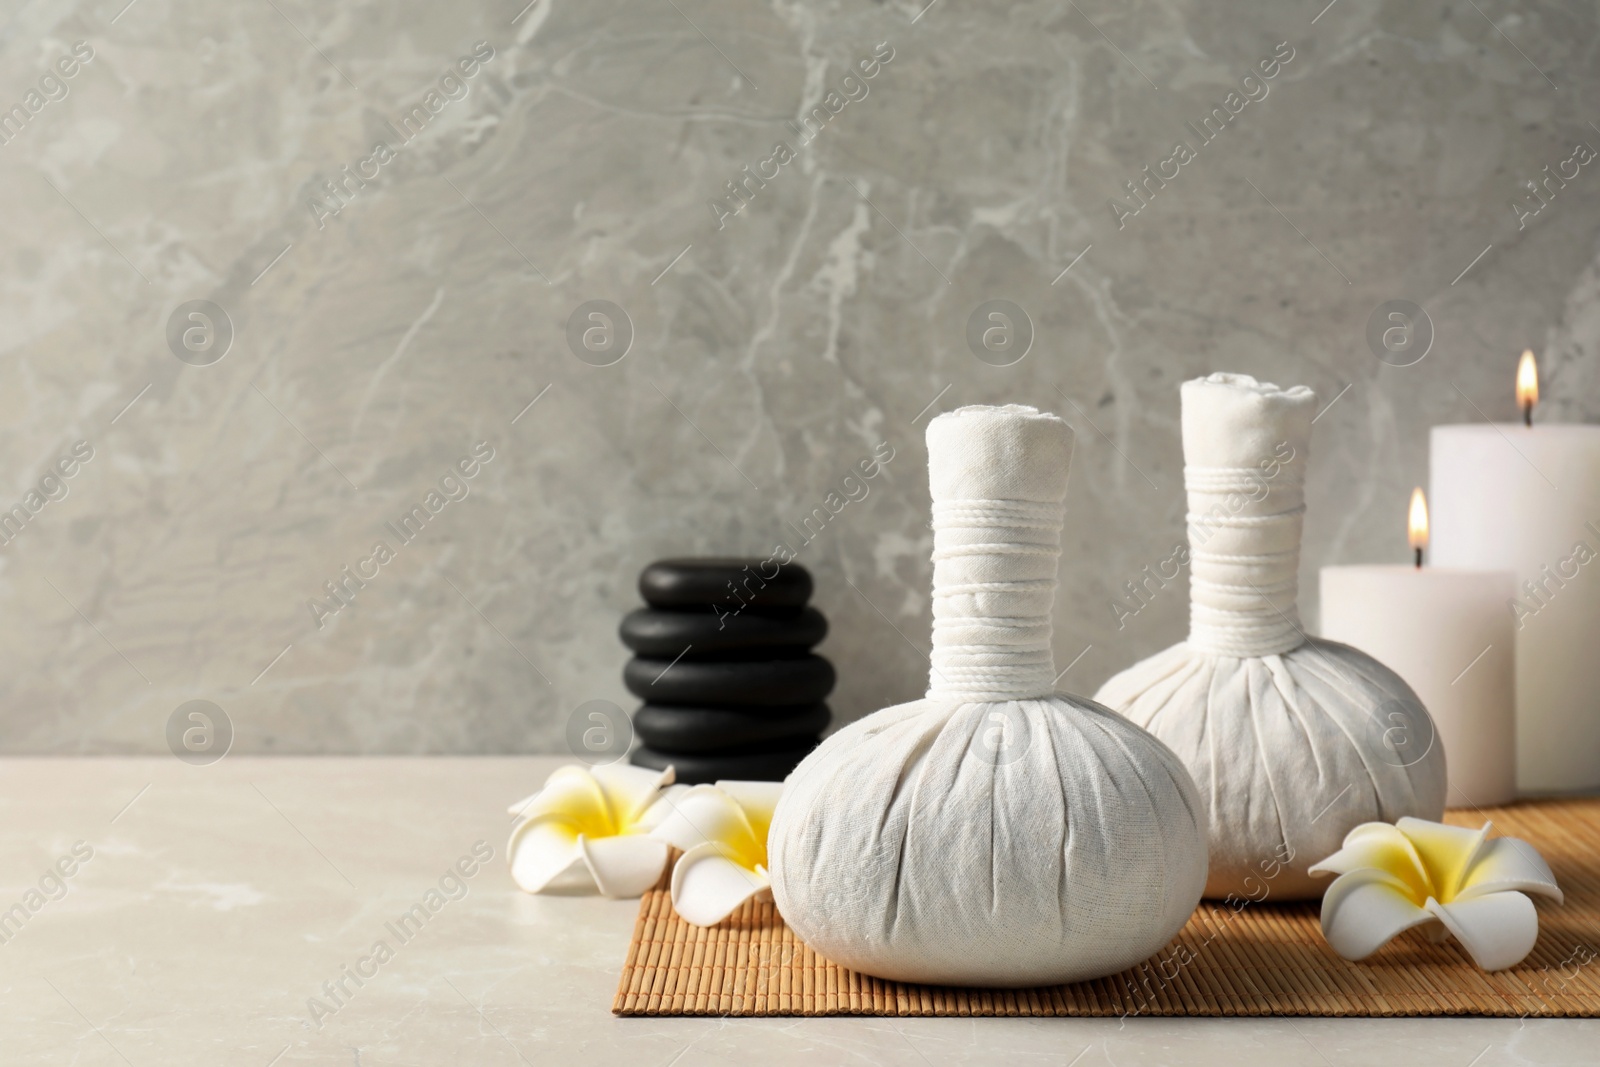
(638, 557, 812, 612)
(630, 740, 819, 784)
(623, 654, 835, 706)
(619, 606, 827, 659)
(632, 703, 830, 754)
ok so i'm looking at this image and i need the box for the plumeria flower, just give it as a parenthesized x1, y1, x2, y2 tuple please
(1309, 817, 1563, 971)
(507, 763, 685, 898)
(649, 781, 783, 927)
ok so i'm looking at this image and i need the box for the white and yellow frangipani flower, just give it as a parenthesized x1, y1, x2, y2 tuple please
(1309, 817, 1563, 971)
(507, 763, 685, 898)
(649, 781, 783, 927)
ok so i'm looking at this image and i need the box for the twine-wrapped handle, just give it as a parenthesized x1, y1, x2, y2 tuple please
(925, 405, 1073, 701)
(1181, 373, 1317, 658)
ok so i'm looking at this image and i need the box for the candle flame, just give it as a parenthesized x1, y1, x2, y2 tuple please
(1517, 349, 1539, 413)
(1408, 487, 1429, 552)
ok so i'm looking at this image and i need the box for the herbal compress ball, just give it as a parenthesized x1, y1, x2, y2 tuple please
(768, 405, 1208, 987)
(1096, 374, 1447, 900)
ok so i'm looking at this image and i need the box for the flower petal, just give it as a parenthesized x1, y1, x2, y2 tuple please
(1309, 822, 1432, 902)
(505, 765, 610, 831)
(670, 841, 771, 927)
(1309, 821, 1409, 873)
(591, 763, 675, 828)
(650, 785, 761, 864)
(1396, 817, 1490, 900)
(578, 833, 671, 898)
(713, 780, 785, 845)
(634, 784, 691, 834)
(1319, 868, 1436, 961)
(508, 814, 585, 893)
(1455, 837, 1564, 905)
(1426, 891, 1540, 971)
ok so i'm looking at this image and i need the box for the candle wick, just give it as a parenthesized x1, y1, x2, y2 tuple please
(1415, 547, 1423, 570)
(1524, 403, 1533, 428)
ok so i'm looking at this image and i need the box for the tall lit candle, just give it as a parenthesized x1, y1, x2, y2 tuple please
(1430, 351, 1600, 792)
(1320, 490, 1517, 807)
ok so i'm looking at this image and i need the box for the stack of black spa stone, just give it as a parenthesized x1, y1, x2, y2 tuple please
(622, 558, 833, 784)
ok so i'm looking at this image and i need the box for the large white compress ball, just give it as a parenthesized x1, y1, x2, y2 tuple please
(1096, 374, 1448, 900)
(768, 405, 1208, 987)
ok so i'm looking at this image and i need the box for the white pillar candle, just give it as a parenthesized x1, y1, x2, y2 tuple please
(1429, 423, 1600, 792)
(1319, 565, 1516, 807)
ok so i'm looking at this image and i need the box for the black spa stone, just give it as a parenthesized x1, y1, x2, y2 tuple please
(629, 739, 820, 784)
(632, 703, 831, 754)
(619, 606, 827, 659)
(623, 654, 835, 706)
(638, 558, 813, 612)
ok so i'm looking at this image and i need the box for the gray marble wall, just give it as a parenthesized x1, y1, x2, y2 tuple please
(3, 0, 1597, 754)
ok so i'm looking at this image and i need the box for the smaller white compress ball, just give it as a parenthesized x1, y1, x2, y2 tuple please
(1096, 373, 1448, 901)
(768, 405, 1209, 987)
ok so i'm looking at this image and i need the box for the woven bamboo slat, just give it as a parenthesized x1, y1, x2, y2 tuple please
(615, 800, 1600, 1017)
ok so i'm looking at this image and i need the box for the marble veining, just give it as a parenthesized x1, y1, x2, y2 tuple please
(0, 1, 1595, 754)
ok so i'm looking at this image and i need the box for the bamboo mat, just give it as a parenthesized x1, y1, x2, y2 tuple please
(614, 799, 1600, 1017)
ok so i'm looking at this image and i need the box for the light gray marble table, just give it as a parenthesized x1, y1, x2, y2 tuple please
(0, 756, 1592, 1065)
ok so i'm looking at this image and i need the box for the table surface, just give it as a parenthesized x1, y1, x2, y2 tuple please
(1, 756, 1594, 1066)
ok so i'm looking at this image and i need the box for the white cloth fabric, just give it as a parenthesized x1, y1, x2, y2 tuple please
(1095, 374, 1448, 900)
(769, 405, 1209, 987)
(1181, 372, 1312, 657)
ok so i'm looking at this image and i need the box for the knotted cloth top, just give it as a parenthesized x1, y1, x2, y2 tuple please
(925, 405, 1073, 701)
(1180, 373, 1317, 658)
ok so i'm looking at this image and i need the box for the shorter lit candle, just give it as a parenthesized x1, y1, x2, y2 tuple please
(1320, 491, 1518, 806)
